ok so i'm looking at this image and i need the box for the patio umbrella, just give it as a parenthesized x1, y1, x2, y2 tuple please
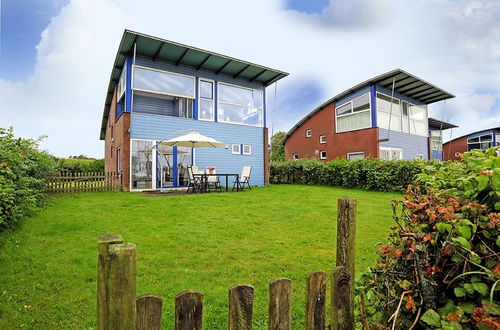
(161, 131, 226, 148)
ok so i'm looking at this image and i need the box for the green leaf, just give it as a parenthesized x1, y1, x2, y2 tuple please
(477, 175, 490, 191)
(454, 287, 466, 297)
(496, 236, 500, 247)
(495, 201, 500, 211)
(458, 225, 472, 240)
(473, 282, 489, 296)
(452, 237, 471, 250)
(458, 302, 475, 314)
(437, 222, 448, 233)
(441, 320, 462, 330)
(483, 300, 500, 315)
(463, 283, 475, 295)
(421, 309, 442, 327)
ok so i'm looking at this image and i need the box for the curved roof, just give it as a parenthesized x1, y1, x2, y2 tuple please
(282, 69, 455, 144)
(443, 127, 500, 145)
(100, 30, 289, 140)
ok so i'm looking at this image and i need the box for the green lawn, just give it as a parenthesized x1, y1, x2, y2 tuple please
(0, 185, 400, 329)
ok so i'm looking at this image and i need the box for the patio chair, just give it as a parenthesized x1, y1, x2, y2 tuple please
(206, 168, 221, 192)
(186, 166, 202, 193)
(233, 166, 252, 191)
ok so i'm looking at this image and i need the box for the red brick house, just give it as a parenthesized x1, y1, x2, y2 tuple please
(283, 69, 456, 161)
(443, 127, 500, 160)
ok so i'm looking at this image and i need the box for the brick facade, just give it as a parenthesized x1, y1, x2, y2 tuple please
(443, 136, 467, 161)
(284, 102, 379, 160)
(104, 88, 131, 191)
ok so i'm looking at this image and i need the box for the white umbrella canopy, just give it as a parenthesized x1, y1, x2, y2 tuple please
(160, 131, 226, 148)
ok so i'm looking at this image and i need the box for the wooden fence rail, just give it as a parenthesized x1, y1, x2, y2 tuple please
(96, 197, 356, 329)
(46, 171, 121, 193)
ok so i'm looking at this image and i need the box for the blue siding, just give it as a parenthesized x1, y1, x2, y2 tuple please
(379, 128, 429, 160)
(370, 85, 377, 128)
(125, 56, 133, 112)
(134, 56, 265, 92)
(431, 149, 442, 161)
(131, 113, 265, 186)
(467, 129, 496, 139)
(133, 94, 177, 116)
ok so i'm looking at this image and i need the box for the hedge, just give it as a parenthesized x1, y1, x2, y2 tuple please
(54, 158, 104, 174)
(0, 127, 55, 229)
(270, 158, 433, 192)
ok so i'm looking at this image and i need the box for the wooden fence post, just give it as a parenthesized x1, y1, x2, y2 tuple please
(97, 234, 123, 330)
(331, 266, 353, 330)
(306, 271, 326, 330)
(108, 243, 137, 330)
(268, 278, 292, 330)
(332, 197, 356, 330)
(175, 290, 203, 330)
(228, 284, 254, 330)
(136, 294, 163, 330)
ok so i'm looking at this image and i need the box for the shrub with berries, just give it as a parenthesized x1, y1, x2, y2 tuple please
(357, 147, 500, 329)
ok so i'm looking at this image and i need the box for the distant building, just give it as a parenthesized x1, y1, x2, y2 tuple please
(443, 127, 500, 161)
(100, 30, 288, 191)
(282, 69, 456, 161)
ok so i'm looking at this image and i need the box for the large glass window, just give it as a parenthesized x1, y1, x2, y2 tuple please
(380, 147, 403, 160)
(468, 134, 493, 151)
(117, 67, 126, 100)
(218, 83, 264, 126)
(377, 93, 401, 132)
(336, 93, 371, 133)
(430, 130, 442, 151)
(131, 140, 154, 190)
(199, 80, 214, 121)
(133, 66, 195, 98)
(409, 104, 428, 136)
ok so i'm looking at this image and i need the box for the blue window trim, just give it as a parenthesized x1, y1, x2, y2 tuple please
(125, 56, 133, 112)
(193, 77, 199, 120)
(263, 88, 266, 128)
(370, 84, 377, 128)
(173, 146, 178, 186)
(214, 81, 218, 122)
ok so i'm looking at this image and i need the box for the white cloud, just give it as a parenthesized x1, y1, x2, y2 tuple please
(0, 0, 499, 156)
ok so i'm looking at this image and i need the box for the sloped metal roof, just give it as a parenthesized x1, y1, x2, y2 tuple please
(100, 30, 289, 140)
(428, 117, 458, 130)
(282, 69, 455, 144)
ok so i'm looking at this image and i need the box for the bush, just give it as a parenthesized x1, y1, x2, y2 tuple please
(0, 127, 55, 229)
(358, 147, 500, 329)
(54, 158, 104, 174)
(270, 158, 427, 192)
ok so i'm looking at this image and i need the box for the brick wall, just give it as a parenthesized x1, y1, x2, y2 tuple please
(284, 102, 379, 160)
(443, 136, 467, 161)
(104, 87, 131, 191)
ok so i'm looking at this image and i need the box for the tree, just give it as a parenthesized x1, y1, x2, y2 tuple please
(270, 131, 286, 162)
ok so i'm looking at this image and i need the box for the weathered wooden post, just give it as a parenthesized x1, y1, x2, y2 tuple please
(108, 243, 137, 329)
(331, 197, 356, 330)
(175, 291, 203, 330)
(305, 271, 327, 330)
(268, 278, 292, 330)
(136, 294, 163, 330)
(97, 234, 123, 330)
(228, 284, 254, 330)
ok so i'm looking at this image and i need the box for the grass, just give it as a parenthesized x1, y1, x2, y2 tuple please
(0, 185, 400, 329)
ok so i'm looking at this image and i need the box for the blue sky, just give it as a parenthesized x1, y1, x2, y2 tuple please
(0, 0, 69, 81)
(0, 0, 499, 157)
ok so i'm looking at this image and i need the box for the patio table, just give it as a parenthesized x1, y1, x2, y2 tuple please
(193, 173, 240, 192)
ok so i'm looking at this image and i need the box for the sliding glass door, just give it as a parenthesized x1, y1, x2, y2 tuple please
(156, 145, 192, 188)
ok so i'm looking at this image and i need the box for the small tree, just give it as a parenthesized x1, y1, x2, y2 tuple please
(270, 131, 286, 162)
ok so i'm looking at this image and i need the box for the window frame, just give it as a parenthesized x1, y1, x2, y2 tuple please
(319, 135, 326, 144)
(242, 144, 252, 155)
(467, 133, 493, 151)
(116, 147, 121, 172)
(347, 152, 365, 160)
(232, 144, 241, 155)
(335, 92, 372, 133)
(198, 78, 215, 122)
(133, 65, 196, 99)
(292, 153, 299, 160)
(379, 147, 403, 160)
(306, 129, 312, 138)
(319, 150, 327, 160)
(217, 81, 264, 127)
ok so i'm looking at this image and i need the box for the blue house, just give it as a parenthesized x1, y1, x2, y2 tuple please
(100, 30, 288, 191)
